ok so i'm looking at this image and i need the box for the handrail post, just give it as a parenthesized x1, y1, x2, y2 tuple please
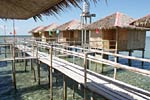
(49, 45, 53, 100)
(84, 53, 87, 100)
(12, 43, 16, 90)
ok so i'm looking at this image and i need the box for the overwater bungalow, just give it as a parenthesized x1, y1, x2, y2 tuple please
(41, 23, 58, 42)
(28, 26, 44, 41)
(130, 14, 150, 28)
(85, 12, 150, 52)
(55, 19, 82, 45)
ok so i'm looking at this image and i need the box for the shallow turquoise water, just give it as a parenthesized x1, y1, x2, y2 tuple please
(0, 36, 150, 100)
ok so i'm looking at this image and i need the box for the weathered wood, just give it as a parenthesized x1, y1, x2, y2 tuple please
(63, 75, 67, 100)
(24, 52, 27, 72)
(84, 53, 87, 86)
(54, 43, 150, 63)
(72, 82, 75, 99)
(49, 46, 53, 100)
(12, 45, 16, 90)
(84, 53, 87, 100)
(5, 45, 7, 58)
(113, 28, 119, 79)
(48, 65, 50, 88)
(141, 49, 145, 68)
(37, 60, 41, 85)
(15, 43, 150, 100)
(31, 59, 36, 82)
(128, 50, 132, 66)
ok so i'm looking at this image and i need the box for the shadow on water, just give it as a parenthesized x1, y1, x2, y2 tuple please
(102, 68, 125, 75)
(0, 61, 8, 67)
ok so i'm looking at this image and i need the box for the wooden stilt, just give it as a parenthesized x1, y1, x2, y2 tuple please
(16, 51, 20, 63)
(63, 75, 67, 100)
(128, 50, 132, 66)
(101, 54, 108, 73)
(48, 65, 50, 88)
(142, 49, 145, 68)
(72, 83, 75, 99)
(37, 60, 41, 85)
(24, 52, 27, 72)
(0, 47, 1, 55)
(95, 63, 97, 72)
(55, 70, 58, 85)
(12, 45, 16, 90)
(5, 45, 7, 58)
(114, 52, 119, 79)
(87, 59, 89, 69)
(84, 53, 87, 100)
(114, 28, 119, 79)
(49, 46, 53, 100)
(31, 59, 36, 82)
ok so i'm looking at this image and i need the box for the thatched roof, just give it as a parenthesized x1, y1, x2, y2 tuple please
(130, 15, 150, 28)
(28, 26, 44, 33)
(0, 0, 97, 20)
(55, 19, 81, 31)
(41, 23, 59, 32)
(85, 12, 150, 30)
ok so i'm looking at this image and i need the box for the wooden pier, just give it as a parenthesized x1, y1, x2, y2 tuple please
(0, 39, 150, 100)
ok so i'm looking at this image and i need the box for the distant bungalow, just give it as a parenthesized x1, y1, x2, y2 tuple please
(85, 12, 150, 52)
(41, 23, 58, 42)
(130, 14, 150, 28)
(28, 26, 44, 41)
(55, 19, 82, 45)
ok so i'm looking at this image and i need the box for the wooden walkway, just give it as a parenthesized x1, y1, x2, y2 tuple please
(14, 44, 150, 100)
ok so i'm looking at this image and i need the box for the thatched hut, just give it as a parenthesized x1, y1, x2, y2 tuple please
(55, 19, 82, 45)
(85, 12, 150, 52)
(0, 0, 99, 19)
(130, 15, 150, 28)
(28, 26, 44, 41)
(41, 23, 58, 42)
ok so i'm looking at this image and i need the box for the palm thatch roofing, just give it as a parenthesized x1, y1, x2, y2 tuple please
(85, 12, 150, 30)
(28, 26, 44, 33)
(130, 15, 150, 28)
(55, 19, 81, 31)
(0, 0, 98, 20)
(41, 23, 59, 32)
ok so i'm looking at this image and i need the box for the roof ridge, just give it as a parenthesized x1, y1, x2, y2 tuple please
(114, 12, 121, 26)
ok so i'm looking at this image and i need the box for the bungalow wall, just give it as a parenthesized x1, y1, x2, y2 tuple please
(90, 29, 146, 51)
(126, 30, 146, 50)
(58, 30, 81, 45)
(90, 30, 103, 48)
(90, 29, 116, 49)
(32, 33, 41, 41)
(41, 32, 57, 42)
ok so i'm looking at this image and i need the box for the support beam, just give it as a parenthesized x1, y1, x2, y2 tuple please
(128, 50, 132, 66)
(0, 47, 1, 55)
(37, 60, 41, 85)
(84, 53, 87, 100)
(48, 65, 50, 88)
(141, 49, 145, 68)
(49, 46, 53, 100)
(12, 45, 16, 90)
(114, 52, 119, 79)
(24, 52, 27, 72)
(63, 75, 67, 100)
(72, 82, 75, 99)
(5, 45, 7, 58)
(31, 59, 36, 82)
(114, 28, 119, 79)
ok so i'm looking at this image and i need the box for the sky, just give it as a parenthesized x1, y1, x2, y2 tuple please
(0, 0, 150, 36)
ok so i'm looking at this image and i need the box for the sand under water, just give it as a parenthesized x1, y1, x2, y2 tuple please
(0, 36, 150, 100)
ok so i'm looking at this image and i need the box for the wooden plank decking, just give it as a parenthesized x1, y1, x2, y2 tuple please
(14, 44, 150, 100)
